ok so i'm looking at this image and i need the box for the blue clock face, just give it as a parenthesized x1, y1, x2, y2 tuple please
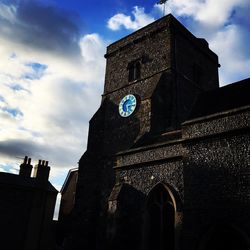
(119, 94, 137, 117)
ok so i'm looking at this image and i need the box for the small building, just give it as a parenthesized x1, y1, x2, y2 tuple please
(0, 156, 58, 250)
(57, 168, 78, 247)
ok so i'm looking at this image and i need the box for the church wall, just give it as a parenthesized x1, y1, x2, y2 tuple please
(116, 160, 184, 199)
(109, 107, 250, 250)
(183, 107, 249, 139)
(107, 159, 184, 250)
(110, 140, 185, 250)
(182, 109, 250, 249)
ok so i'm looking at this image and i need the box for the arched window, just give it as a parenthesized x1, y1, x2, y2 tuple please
(128, 60, 141, 82)
(145, 183, 175, 250)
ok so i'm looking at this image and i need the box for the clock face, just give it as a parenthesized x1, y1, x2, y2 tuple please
(119, 94, 137, 117)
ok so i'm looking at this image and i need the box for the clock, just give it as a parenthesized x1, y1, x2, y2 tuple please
(119, 94, 137, 117)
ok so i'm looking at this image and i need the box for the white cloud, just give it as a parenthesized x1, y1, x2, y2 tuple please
(0, 2, 107, 188)
(0, 3, 17, 23)
(8, 166, 19, 174)
(107, 6, 155, 31)
(0, 32, 106, 172)
(165, 0, 249, 28)
(209, 24, 250, 85)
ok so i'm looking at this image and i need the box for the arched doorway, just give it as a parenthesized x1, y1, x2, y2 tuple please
(145, 183, 176, 250)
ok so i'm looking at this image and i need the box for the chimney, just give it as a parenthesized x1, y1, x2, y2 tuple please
(19, 156, 33, 177)
(33, 159, 50, 181)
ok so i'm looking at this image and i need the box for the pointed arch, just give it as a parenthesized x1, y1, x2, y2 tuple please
(147, 182, 180, 211)
(143, 182, 180, 250)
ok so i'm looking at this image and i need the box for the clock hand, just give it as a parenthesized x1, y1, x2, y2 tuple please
(127, 104, 135, 112)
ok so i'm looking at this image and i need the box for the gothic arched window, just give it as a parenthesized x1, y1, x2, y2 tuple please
(145, 183, 175, 250)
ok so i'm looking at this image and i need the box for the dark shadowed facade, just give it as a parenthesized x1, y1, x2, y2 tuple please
(57, 168, 78, 247)
(0, 157, 58, 250)
(65, 14, 250, 250)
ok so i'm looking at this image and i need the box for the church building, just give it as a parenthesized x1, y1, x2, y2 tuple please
(64, 14, 250, 250)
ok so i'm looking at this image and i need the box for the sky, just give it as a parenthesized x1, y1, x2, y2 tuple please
(0, 0, 250, 192)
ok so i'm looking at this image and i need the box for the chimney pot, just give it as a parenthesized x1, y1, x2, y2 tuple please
(33, 159, 50, 181)
(24, 156, 28, 164)
(19, 156, 33, 178)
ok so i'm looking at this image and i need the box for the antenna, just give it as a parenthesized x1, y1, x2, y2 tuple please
(158, 0, 168, 17)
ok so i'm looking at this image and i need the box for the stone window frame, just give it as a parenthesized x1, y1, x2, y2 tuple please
(127, 59, 141, 82)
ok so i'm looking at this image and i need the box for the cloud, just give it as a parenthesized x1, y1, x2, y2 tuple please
(0, 167, 5, 172)
(107, 6, 155, 31)
(209, 24, 250, 85)
(0, 139, 75, 167)
(0, 1, 81, 60)
(0, 1, 107, 187)
(0, 1, 16, 23)
(0, 32, 106, 165)
(164, 0, 249, 29)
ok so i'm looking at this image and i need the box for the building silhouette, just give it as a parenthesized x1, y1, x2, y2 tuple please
(57, 168, 78, 247)
(61, 14, 250, 250)
(0, 156, 58, 250)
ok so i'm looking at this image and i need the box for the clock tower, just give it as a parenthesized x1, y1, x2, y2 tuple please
(71, 14, 221, 250)
(87, 14, 219, 156)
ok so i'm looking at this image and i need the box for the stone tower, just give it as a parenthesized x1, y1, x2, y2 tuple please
(67, 14, 250, 250)
(87, 14, 219, 156)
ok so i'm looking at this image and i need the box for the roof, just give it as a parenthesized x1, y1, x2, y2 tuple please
(0, 172, 58, 193)
(60, 167, 78, 193)
(188, 78, 250, 119)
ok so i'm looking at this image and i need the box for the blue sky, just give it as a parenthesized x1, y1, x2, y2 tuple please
(0, 0, 250, 192)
